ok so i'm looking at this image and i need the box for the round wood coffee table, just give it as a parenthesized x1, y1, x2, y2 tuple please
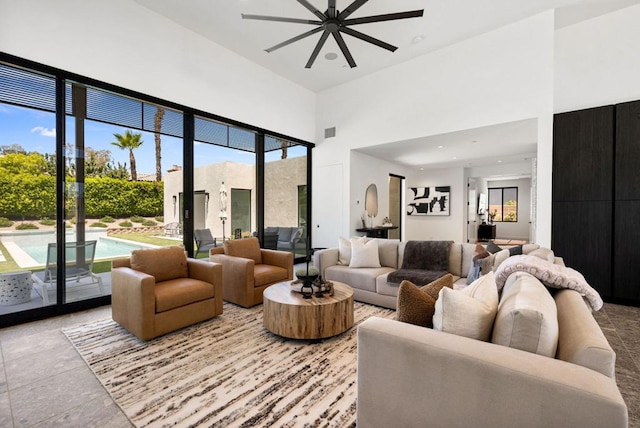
(263, 281, 354, 339)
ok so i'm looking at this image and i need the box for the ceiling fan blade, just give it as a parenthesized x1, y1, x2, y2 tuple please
(332, 31, 357, 68)
(297, 0, 327, 20)
(338, 0, 368, 20)
(327, 0, 337, 19)
(305, 30, 331, 68)
(265, 26, 324, 53)
(340, 27, 397, 52)
(344, 10, 424, 26)
(241, 14, 321, 25)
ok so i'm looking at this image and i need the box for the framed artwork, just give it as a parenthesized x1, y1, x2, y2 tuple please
(407, 186, 450, 216)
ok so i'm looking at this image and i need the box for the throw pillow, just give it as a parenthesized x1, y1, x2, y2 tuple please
(508, 245, 523, 256)
(492, 272, 559, 358)
(131, 246, 188, 282)
(486, 240, 502, 254)
(433, 271, 499, 341)
(396, 274, 453, 328)
(349, 238, 381, 268)
(528, 247, 555, 263)
(467, 244, 491, 284)
(337, 236, 366, 265)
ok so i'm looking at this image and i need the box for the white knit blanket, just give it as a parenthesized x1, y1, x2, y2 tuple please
(494, 255, 603, 311)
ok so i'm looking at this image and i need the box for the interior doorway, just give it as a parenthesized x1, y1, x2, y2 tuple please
(388, 174, 404, 240)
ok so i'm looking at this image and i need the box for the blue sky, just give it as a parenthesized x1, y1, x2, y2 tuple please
(0, 103, 304, 174)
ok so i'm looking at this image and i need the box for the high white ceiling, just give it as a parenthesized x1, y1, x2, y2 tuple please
(133, 0, 639, 92)
(132, 0, 639, 170)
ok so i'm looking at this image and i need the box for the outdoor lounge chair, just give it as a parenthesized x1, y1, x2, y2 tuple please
(31, 240, 105, 305)
(194, 229, 217, 258)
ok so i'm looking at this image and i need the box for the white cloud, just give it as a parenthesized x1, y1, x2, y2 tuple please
(30, 126, 56, 137)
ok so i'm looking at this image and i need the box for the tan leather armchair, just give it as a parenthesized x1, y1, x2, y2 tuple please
(111, 246, 223, 340)
(210, 237, 293, 308)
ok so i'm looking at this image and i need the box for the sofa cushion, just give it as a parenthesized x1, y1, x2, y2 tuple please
(555, 289, 616, 378)
(528, 247, 555, 263)
(131, 246, 188, 283)
(350, 239, 381, 268)
(325, 265, 389, 293)
(491, 272, 559, 358)
(448, 243, 463, 277)
(396, 274, 454, 328)
(277, 227, 293, 242)
(433, 271, 499, 341)
(376, 239, 399, 268)
(154, 277, 214, 312)
(224, 237, 262, 265)
(460, 243, 476, 278)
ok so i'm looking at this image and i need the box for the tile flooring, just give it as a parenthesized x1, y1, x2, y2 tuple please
(0, 302, 639, 427)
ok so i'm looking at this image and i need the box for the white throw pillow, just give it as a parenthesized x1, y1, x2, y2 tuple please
(349, 238, 381, 268)
(338, 236, 366, 265)
(433, 271, 499, 341)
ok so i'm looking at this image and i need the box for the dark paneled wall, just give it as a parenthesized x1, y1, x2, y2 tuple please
(553, 101, 640, 304)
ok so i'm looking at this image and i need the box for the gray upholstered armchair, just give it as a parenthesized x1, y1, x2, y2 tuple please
(111, 246, 223, 340)
(210, 237, 293, 307)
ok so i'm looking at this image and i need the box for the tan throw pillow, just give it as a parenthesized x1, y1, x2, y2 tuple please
(130, 246, 188, 282)
(397, 274, 454, 328)
(492, 272, 559, 358)
(337, 236, 366, 265)
(433, 271, 499, 341)
(224, 237, 262, 264)
(349, 238, 381, 268)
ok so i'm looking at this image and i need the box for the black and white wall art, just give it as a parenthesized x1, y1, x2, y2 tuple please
(407, 186, 450, 216)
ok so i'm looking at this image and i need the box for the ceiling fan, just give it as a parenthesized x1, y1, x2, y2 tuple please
(242, 0, 424, 69)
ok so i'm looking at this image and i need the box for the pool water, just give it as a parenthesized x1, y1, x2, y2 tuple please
(23, 237, 149, 264)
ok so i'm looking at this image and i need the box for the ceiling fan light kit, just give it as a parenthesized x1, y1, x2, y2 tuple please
(242, 0, 424, 69)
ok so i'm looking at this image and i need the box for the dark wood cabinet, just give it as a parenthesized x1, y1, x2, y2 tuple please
(552, 106, 614, 202)
(477, 224, 496, 241)
(615, 100, 640, 200)
(553, 102, 640, 305)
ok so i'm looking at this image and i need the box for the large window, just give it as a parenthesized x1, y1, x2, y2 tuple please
(488, 187, 518, 222)
(0, 54, 313, 325)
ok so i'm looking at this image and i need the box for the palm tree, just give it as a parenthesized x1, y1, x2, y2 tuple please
(154, 107, 165, 182)
(111, 130, 143, 181)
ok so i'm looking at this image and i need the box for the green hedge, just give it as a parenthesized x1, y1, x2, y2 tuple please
(0, 172, 163, 219)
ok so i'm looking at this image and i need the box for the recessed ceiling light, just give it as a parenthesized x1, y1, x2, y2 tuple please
(437, 145, 444, 149)
(497, 160, 503, 163)
(471, 140, 477, 143)
(420, 167, 424, 170)
(452, 156, 457, 160)
(325, 52, 338, 60)
(412, 35, 425, 44)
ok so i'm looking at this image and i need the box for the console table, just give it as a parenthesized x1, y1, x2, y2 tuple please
(356, 226, 398, 239)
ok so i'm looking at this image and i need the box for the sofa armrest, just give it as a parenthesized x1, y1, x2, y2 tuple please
(210, 253, 255, 305)
(111, 267, 156, 340)
(313, 248, 339, 278)
(357, 317, 627, 428)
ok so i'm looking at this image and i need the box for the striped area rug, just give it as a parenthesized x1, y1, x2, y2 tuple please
(63, 302, 395, 427)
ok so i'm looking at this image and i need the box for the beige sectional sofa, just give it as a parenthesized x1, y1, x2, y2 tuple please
(313, 239, 544, 309)
(357, 282, 628, 427)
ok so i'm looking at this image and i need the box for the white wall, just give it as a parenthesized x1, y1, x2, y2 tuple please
(0, 0, 316, 142)
(403, 167, 466, 243)
(554, 4, 640, 113)
(314, 11, 555, 246)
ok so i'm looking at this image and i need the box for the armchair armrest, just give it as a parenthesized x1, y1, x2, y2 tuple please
(357, 317, 627, 428)
(111, 267, 156, 340)
(210, 254, 255, 306)
(187, 258, 223, 314)
(313, 248, 339, 278)
(261, 249, 294, 278)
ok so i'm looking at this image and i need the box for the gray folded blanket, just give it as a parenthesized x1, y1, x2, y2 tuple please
(387, 240, 453, 285)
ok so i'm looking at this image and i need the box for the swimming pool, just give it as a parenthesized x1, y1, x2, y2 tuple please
(1, 231, 156, 268)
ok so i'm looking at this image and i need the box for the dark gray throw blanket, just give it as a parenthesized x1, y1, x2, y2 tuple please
(387, 240, 453, 286)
